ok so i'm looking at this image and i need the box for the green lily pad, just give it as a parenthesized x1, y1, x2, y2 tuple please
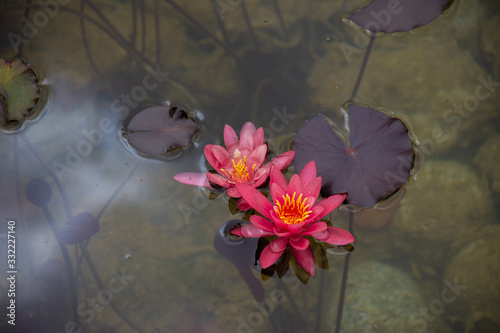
(0, 58, 41, 131)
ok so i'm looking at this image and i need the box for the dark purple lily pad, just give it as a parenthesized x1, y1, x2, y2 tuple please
(26, 178, 52, 207)
(126, 105, 198, 155)
(292, 105, 414, 207)
(214, 220, 264, 302)
(349, 0, 451, 33)
(55, 212, 99, 244)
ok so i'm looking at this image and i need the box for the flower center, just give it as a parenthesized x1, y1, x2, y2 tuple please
(221, 156, 256, 183)
(275, 192, 312, 225)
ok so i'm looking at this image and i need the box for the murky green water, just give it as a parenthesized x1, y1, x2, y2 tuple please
(0, 1, 499, 332)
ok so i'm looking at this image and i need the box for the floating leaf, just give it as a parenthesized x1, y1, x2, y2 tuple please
(25, 178, 52, 207)
(126, 105, 198, 155)
(0, 58, 41, 131)
(349, 0, 451, 33)
(292, 105, 414, 207)
(55, 212, 100, 244)
(214, 220, 264, 301)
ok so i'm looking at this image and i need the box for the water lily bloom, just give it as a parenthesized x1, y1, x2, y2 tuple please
(230, 161, 354, 277)
(174, 122, 295, 209)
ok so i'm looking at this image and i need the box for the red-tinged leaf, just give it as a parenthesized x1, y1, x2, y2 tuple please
(126, 105, 198, 155)
(349, 0, 451, 34)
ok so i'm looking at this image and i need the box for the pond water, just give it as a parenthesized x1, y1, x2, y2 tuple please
(0, 0, 499, 332)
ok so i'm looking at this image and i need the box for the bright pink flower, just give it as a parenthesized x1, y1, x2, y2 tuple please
(231, 161, 354, 277)
(174, 122, 294, 209)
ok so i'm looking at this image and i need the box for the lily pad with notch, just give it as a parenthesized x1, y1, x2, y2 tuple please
(348, 0, 452, 34)
(0, 58, 42, 131)
(292, 105, 414, 207)
(124, 105, 198, 156)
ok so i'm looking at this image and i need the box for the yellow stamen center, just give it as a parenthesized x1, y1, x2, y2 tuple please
(274, 193, 312, 225)
(220, 156, 256, 183)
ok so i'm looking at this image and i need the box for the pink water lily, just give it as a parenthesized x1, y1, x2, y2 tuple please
(174, 122, 294, 209)
(230, 161, 354, 277)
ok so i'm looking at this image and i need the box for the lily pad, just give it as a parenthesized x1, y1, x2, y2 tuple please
(55, 212, 100, 245)
(292, 105, 414, 207)
(214, 220, 265, 302)
(349, 0, 451, 34)
(25, 178, 52, 208)
(0, 58, 41, 131)
(125, 105, 198, 155)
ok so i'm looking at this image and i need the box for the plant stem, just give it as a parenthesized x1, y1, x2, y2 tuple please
(334, 209, 355, 333)
(41, 205, 79, 326)
(349, 33, 375, 101)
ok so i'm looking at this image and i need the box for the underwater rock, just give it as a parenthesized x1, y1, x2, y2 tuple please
(443, 225, 500, 333)
(389, 161, 493, 271)
(326, 261, 433, 333)
(474, 134, 500, 193)
(307, 0, 496, 156)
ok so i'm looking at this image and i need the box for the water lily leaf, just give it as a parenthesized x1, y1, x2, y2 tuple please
(26, 178, 52, 208)
(292, 105, 414, 207)
(214, 220, 264, 302)
(0, 58, 40, 131)
(126, 105, 198, 155)
(349, 0, 451, 33)
(55, 212, 100, 245)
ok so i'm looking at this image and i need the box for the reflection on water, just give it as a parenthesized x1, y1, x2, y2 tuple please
(0, 0, 499, 332)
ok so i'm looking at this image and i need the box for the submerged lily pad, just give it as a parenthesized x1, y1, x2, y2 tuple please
(0, 58, 41, 131)
(292, 105, 414, 207)
(349, 0, 451, 33)
(125, 105, 198, 156)
(55, 212, 100, 245)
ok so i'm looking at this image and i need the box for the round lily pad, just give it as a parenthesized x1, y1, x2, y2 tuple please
(0, 58, 41, 131)
(125, 105, 199, 156)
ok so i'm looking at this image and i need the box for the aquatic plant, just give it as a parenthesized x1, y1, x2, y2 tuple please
(231, 161, 354, 277)
(0, 57, 44, 131)
(175, 121, 294, 209)
(124, 105, 199, 156)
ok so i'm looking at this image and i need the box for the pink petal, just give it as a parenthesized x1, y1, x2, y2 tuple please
(260, 237, 288, 268)
(270, 151, 295, 170)
(300, 221, 328, 236)
(299, 160, 317, 187)
(231, 224, 275, 238)
(224, 124, 239, 148)
(312, 226, 354, 246)
(251, 168, 269, 188)
(273, 226, 292, 237)
(227, 186, 240, 198)
(253, 127, 264, 147)
(249, 215, 275, 232)
(236, 183, 274, 219)
(290, 245, 316, 277)
(284, 221, 308, 234)
(204, 145, 221, 170)
(206, 172, 230, 188)
(211, 145, 231, 166)
(302, 206, 325, 226)
(289, 235, 310, 251)
(270, 165, 288, 192)
(302, 178, 321, 201)
(316, 193, 347, 220)
(174, 172, 210, 187)
(237, 197, 251, 211)
(239, 122, 256, 151)
(249, 144, 268, 167)
(286, 174, 303, 197)
(270, 183, 285, 204)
